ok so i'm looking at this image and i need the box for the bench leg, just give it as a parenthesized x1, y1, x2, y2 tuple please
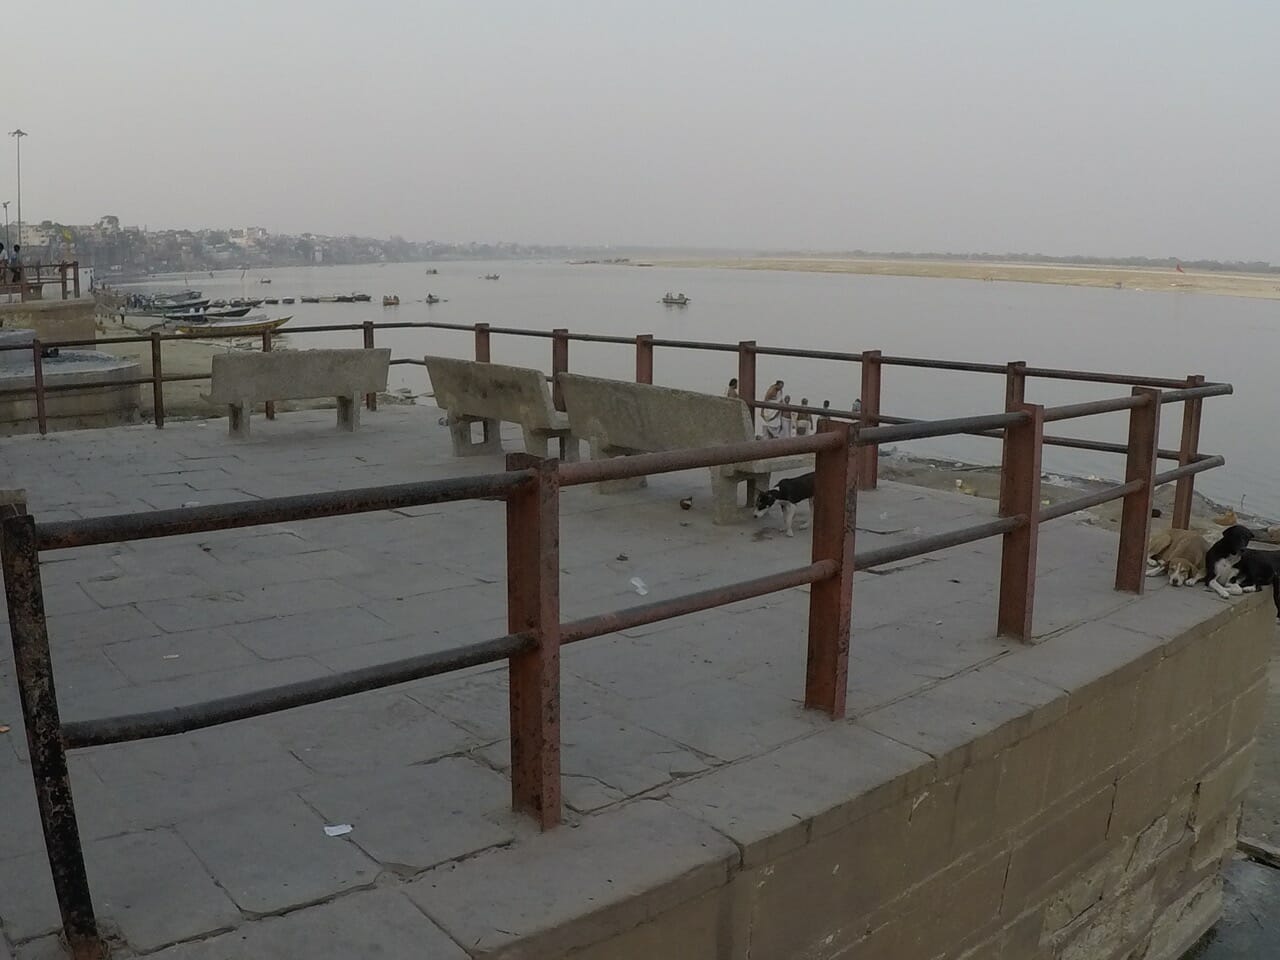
(593, 443, 646, 493)
(558, 433, 581, 463)
(336, 395, 360, 431)
(522, 427, 550, 459)
(448, 415, 503, 457)
(711, 469, 743, 524)
(227, 402, 250, 439)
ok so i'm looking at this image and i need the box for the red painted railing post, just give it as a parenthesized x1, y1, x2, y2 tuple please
(738, 340, 757, 431)
(997, 403, 1043, 640)
(998, 361, 1027, 510)
(1173, 374, 1204, 530)
(150, 332, 166, 429)
(475, 323, 491, 362)
(72, 262, 80, 299)
(551, 328, 569, 412)
(31, 340, 48, 436)
(261, 330, 276, 420)
(1116, 388, 1161, 593)
(805, 419, 858, 717)
(362, 321, 377, 411)
(635, 334, 654, 384)
(1, 497, 106, 960)
(859, 350, 882, 489)
(505, 454, 562, 829)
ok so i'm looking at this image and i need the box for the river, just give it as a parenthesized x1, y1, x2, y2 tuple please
(131, 260, 1275, 518)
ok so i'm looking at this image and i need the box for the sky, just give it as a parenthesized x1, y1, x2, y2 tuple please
(4, 1, 1278, 260)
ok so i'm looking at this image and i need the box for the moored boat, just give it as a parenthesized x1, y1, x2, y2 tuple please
(661, 292, 691, 305)
(174, 314, 292, 336)
(382, 295, 400, 307)
(481, 273, 500, 280)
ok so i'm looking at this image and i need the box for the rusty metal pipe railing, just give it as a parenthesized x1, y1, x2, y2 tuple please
(560, 560, 838, 644)
(854, 516, 1025, 570)
(1038, 480, 1144, 523)
(63, 633, 533, 748)
(1153, 455, 1226, 487)
(859, 411, 1029, 444)
(1041, 394, 1150, 423)
(35, 473, 530, 550)
(1158, 384, 1234, 404)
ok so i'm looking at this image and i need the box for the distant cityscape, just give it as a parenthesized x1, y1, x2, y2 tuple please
(3, 216, 611, 275)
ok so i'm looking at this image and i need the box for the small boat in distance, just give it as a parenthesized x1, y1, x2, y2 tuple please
(264, 297, 279, 305)
(351, 293, 372, 302)
(164, 305, 252, 321)
(480, 274, 500, 280)
(259, 278, 272, 284)
(281, 297, 295, 304)
(382, 295, 400, 307)
(661, 292, 691, 305)
(425, 268, 439, 275)
(424, 294, 446, 304)
(174, 314, 292, 336)
(300, 296, 320, 304)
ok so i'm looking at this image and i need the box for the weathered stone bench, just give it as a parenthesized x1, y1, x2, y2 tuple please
(206, 348, 391, 438)
(557, 373, 811, 523)
(424, 355, 578, 460)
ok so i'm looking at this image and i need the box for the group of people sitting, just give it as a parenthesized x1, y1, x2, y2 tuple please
(724, 377, 862, 439)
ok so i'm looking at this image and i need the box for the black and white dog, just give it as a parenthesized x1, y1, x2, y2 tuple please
(1210, 543, 1280, 619)
(754, 472, 815, 537)
(1204, 524, 1254, 597)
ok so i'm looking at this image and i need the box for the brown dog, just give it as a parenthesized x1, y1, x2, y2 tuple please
(1146, 528, 1210, 586)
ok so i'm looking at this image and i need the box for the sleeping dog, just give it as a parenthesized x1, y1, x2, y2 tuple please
(754, 472, 815, 537)
(1204, 524, 1254, 597)
(1211, 545, 1280, 619)
(1145, 527, 1210, 586)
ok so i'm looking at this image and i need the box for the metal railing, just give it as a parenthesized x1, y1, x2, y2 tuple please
(0, 363, 1232, 956)
(0, 260, 81, 301)
(0, 318, 1227, 530)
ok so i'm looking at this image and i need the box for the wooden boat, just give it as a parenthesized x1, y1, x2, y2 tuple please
(424, 268, 439, 275)
(424, 294, 445, 304)
(258, 278, 272, 284)
(281, 297, 295, 304)
(661, 293, 691, 305)
(335, 295, 355, 303)
(382, 295, 400, 306)
(175, 314, 292, 336)
(481, 274, 500, 280)
(264, 297, 279, 305)
(300, 296, 319, 303)
(352, 293, 372, 302)
(164, 305, 252, 321)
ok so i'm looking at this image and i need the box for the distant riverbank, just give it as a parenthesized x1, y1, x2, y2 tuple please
(652, 257, 1280, 300)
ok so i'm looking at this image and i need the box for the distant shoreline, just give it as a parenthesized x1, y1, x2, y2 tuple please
(650, 257, 1280, 300)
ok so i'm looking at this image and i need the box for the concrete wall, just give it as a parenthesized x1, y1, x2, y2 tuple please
(539, 595, 1271, 960)
(0, 355, 141, 436)
(0, 298, 96, 343)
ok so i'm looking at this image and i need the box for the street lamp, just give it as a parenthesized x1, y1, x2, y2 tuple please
(9, 129, 27, 249)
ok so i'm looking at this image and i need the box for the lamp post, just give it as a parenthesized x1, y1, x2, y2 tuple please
(9, 129, 27, 249)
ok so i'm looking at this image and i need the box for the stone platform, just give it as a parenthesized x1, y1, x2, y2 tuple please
(0, 407, 1270, 959)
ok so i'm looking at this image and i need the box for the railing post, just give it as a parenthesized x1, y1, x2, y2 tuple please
(32, 339, 48, 436)
(635, 334, 654, 384)
(859, 349, 883, 489)
(551, 328, 569, 412)
(505, 454, 561, 829)
(737, 340, 757, 430)
(261, 331, 276, 420)
(362, 320, 377, 411)
(997, 403, 1043, 641)
(1116, 388, 1161, 593)
(72, 262, 80, 299)
(59, 263, 68, 301)
(998, 361, 1027, 509)
(475, 323, 491, 362)
(805, 419, 858, 717)
(150, 332, 166, 428)
(1173, 374, 1204, 530)
(1, 496, 106, 960)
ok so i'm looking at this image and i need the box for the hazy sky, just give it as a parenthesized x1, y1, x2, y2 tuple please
(5, 1, 1277, 259)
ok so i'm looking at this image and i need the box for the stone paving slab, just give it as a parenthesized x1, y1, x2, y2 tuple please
(0, 407, 1250, 957)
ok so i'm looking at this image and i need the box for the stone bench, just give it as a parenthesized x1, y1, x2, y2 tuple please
(556, 373, 811, 523)
(206, 348, 390, 438)
(424, 355, 577, 460)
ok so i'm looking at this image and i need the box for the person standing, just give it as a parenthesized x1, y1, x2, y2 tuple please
(761, 379, 784, 438)
(8, 245, 21, 283)
(781, 395, 796, 437)
(796, 398, 814, 435)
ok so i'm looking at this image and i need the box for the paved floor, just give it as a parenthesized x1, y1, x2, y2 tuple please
(0, 407, 1262, 958)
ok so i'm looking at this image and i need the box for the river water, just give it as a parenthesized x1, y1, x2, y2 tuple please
(134, 260, 1275, 517)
